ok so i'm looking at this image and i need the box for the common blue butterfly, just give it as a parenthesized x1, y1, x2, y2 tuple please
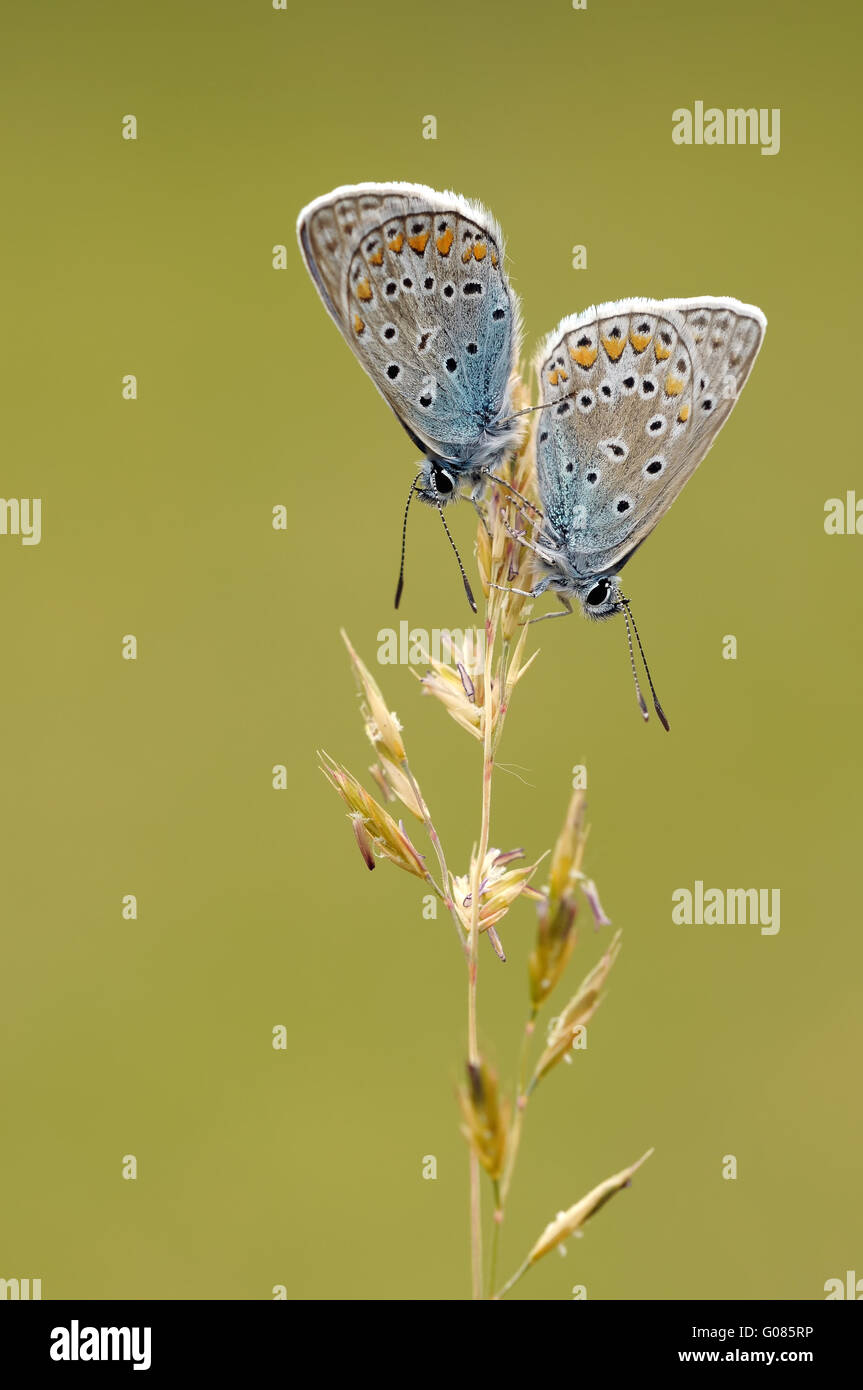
(509, 297, 766, 726)
(297, 182, 524, 607)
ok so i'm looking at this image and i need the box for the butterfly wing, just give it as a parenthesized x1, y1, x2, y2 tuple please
(297, 182, 521, 466)
(533, 296, 766, 580)
(672, 297, 766, 448)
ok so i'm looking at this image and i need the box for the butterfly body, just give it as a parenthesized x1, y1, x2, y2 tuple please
(297, 182, 523, 507)
(529, 296, 766, 618)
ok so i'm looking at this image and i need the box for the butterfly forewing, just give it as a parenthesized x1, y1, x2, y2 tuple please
(533, 296, 765, 580)
(297, 182, 520, 464)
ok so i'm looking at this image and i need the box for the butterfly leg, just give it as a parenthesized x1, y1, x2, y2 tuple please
(488, 580, 538, 598)
(469, 493, 492, 539)
(524, 594, 574, 626)
(499, 511, 553, 562)
(482, 470, 544, 522)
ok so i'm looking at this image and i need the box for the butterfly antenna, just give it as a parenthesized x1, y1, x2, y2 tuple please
(394, 476, 420, 609)
(619, 599, 649, 723)
(619, 593, 670, 732)
(437, 503, 477, 613)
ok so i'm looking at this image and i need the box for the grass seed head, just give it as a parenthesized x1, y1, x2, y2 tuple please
(341, 629, 406, 764)
(451, 847, 545, 937)
(320, 754, 429, 882)
(458, 1059, 510, 1182)
(529, 790, 588, 1007)
(526, 1148, 654, 1265)
(416, 646, 492, 740)
(368, 758, 424, 820)
(531, 930, 622, 1086)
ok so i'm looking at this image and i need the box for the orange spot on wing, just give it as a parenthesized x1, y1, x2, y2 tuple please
(654, 342, 671, 361)
(569, 346, 597, 369)
(353, 314, 364, 335)
(677, 404, 690, 422)
(356, 278, 373, 302)
(601, 335, 626, 361)
(473, 242, 487, 261)
(491, 251, 498, 267)
(664, 377, 684, 396)
(408, 231, 430, 254)
(630, 332, 651, 352)
(435, 228, 453, 255)
(462, 246, 473, 263)
(388, 233, 404, 253)
(549, 370, 560, 385)
(368, 249, 383, 266)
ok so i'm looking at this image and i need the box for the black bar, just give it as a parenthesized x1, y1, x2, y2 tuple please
(1, 1300, 858, 1374)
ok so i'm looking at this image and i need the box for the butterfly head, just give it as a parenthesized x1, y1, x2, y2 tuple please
(572, 575, 623, 621)
(395, 462, 478, 613)
(415, 458, 465, 507)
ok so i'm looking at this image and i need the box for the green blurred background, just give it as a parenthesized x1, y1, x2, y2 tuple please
(1, 0, 860, 1300)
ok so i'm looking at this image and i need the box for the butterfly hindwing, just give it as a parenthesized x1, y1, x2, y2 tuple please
(535, 300, 697, 578)
(674, 297, 766, 452)
(297, 182, 520, 465)
(533, 296, 766, 579)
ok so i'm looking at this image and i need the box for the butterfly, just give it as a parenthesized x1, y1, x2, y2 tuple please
(509, 297, 766, 728)
(296, 182, 525, 608)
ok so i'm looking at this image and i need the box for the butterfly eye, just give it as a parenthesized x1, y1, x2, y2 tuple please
(586, 580, 610, 607)
(432, 465, 455, 496)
